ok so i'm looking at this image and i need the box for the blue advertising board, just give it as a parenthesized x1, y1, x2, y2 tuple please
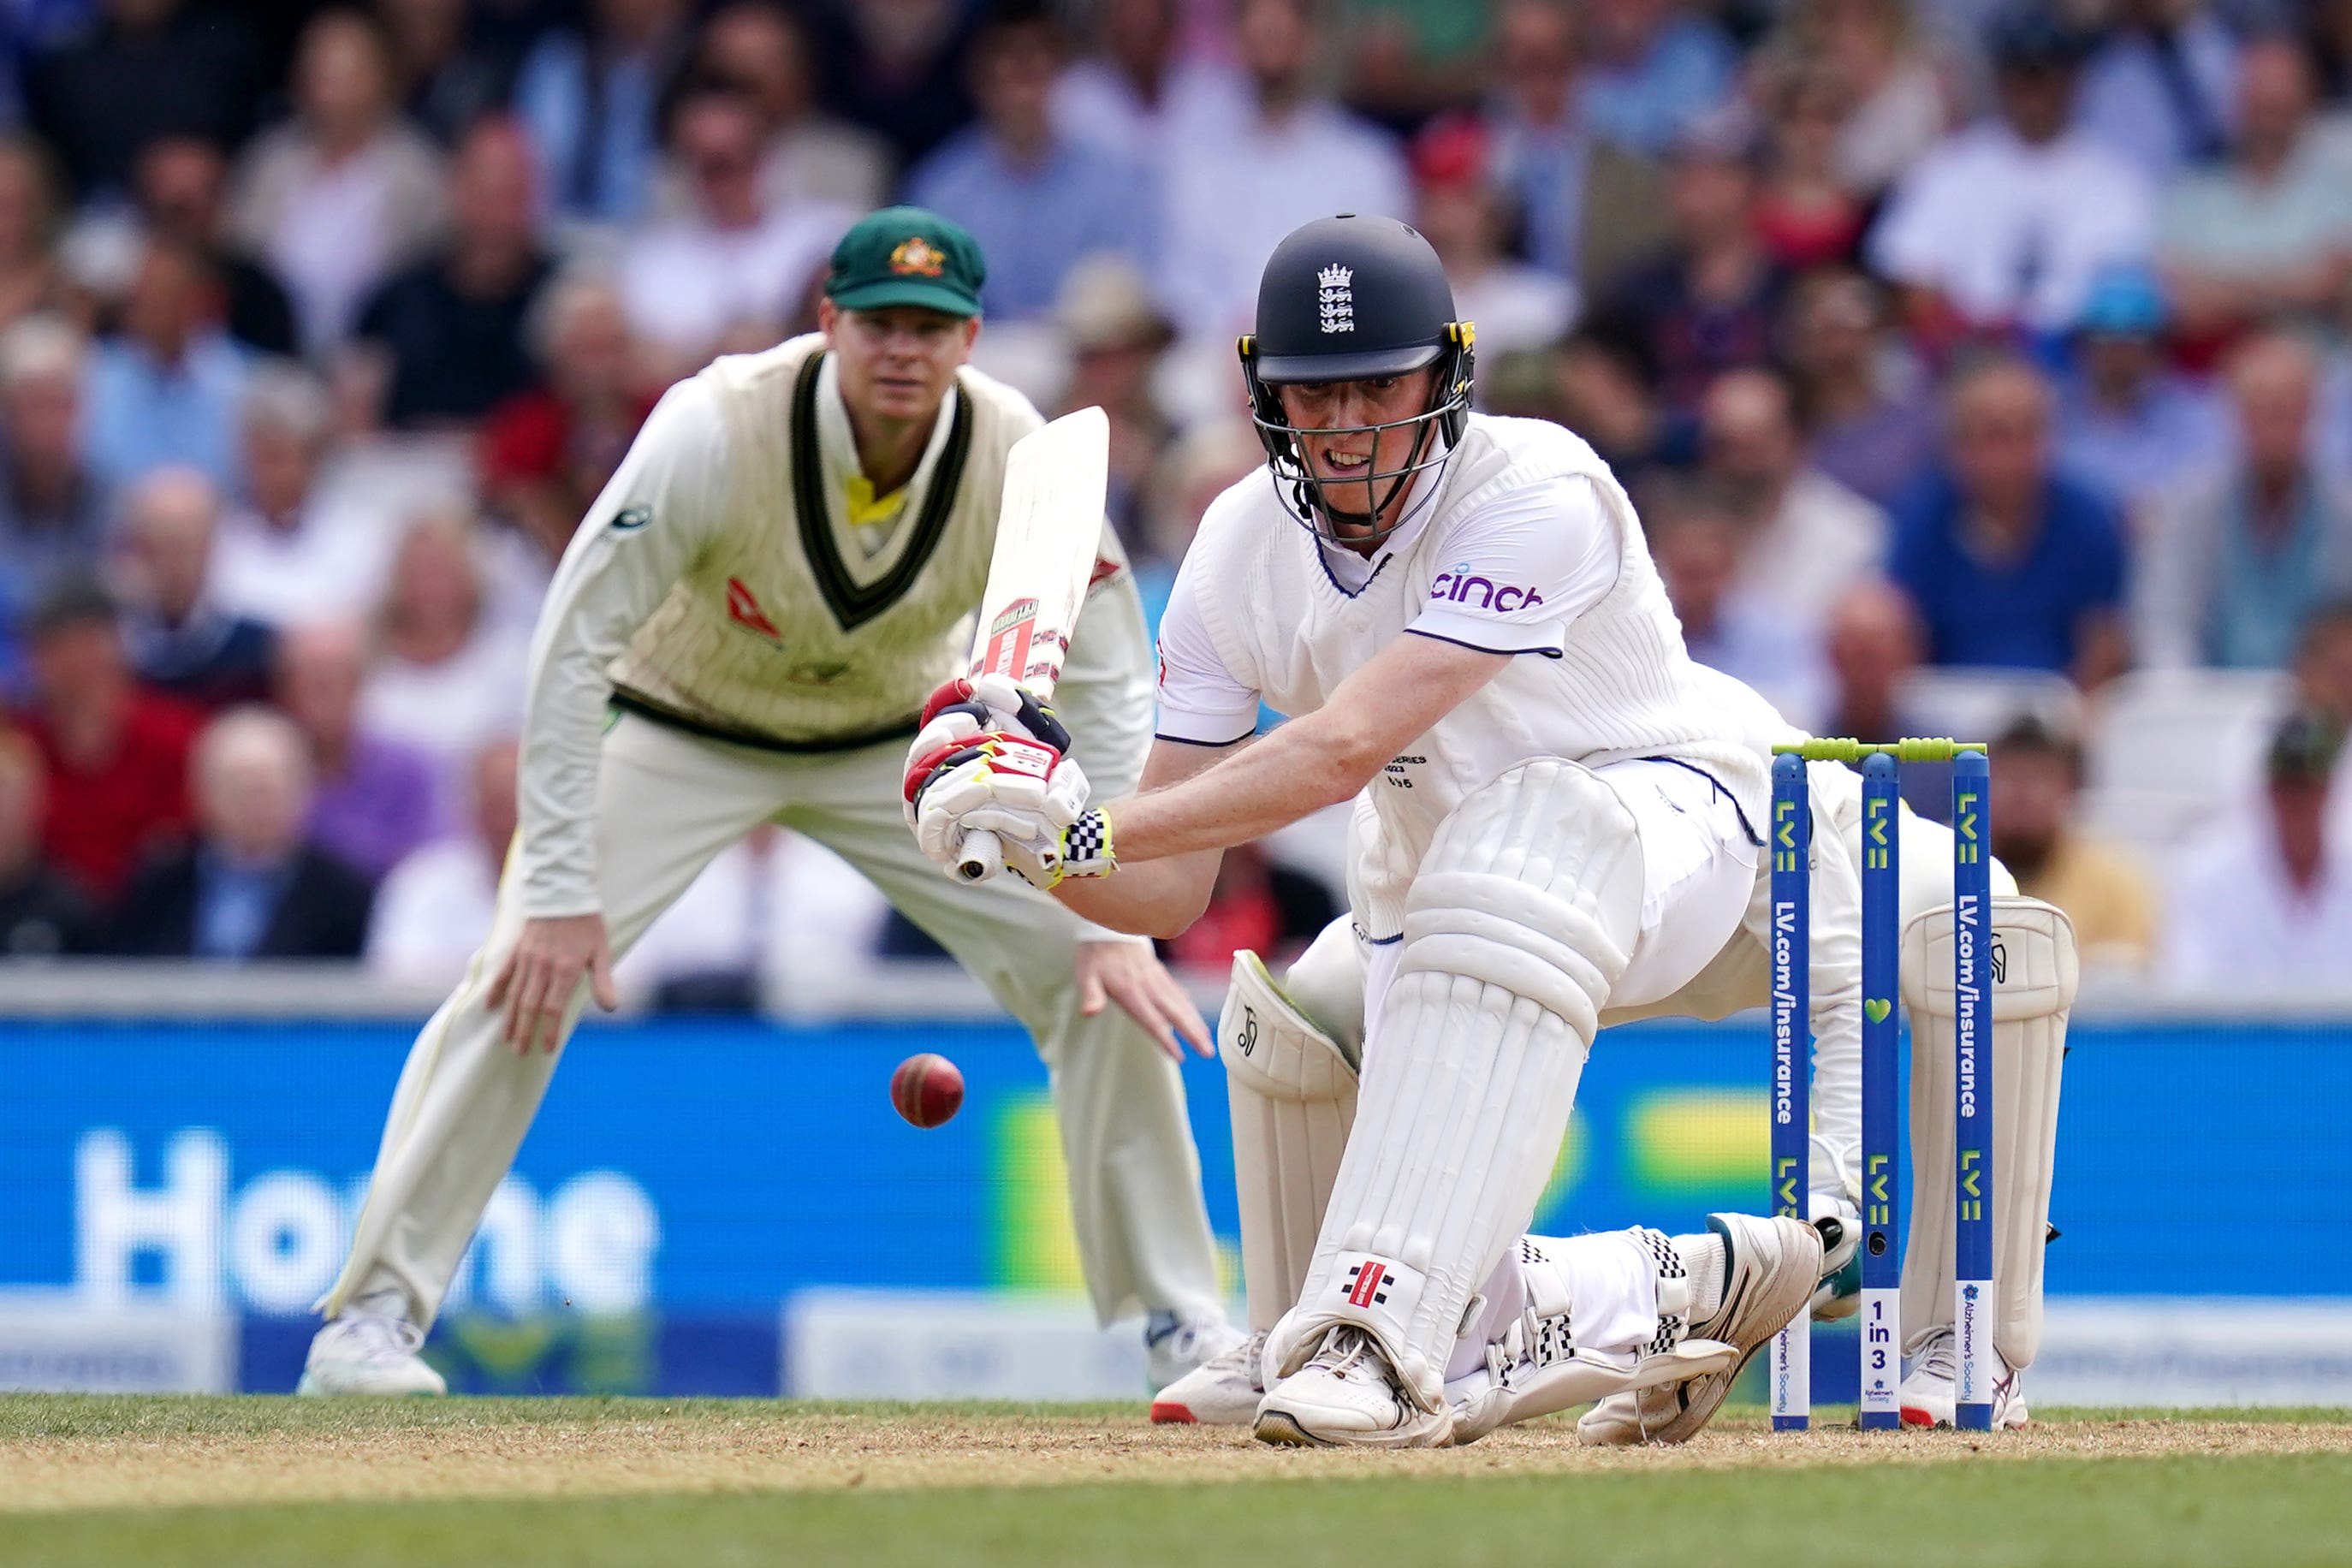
(3, 1013, 2346, 1394)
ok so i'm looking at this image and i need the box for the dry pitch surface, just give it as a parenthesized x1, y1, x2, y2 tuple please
(6, 1398, 2352, 1567)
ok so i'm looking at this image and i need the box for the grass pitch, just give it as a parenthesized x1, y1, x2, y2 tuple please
(5, 1398, 2350, 1567)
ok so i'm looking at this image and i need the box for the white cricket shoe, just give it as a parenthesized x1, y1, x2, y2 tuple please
(296, 1311, 446, 1397)
(1577, 1213, 1824, 1446)
(1151, 1328, 1268, 1425)
(1144, 1311, 1248, 1395)
(1254, 1327, 1451, 1448)
(1898, 1326, 2029, 1428)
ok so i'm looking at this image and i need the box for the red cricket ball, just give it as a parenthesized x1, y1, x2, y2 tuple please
(891, 1053, 964, 1128)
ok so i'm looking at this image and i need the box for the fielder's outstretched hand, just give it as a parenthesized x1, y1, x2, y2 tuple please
(487, 912, 620, 1053)
(1074, 938, 1213, 1061)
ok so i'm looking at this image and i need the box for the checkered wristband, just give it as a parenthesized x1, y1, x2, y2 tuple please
(1058, 809, 1116, 882)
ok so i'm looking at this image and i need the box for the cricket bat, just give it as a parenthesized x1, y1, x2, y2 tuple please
(955, 405, 1112, 882)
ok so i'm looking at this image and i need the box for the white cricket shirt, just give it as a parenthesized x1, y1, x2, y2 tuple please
(1157, 413, 1766, 937)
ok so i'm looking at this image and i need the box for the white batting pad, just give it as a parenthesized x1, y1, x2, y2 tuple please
(1899, 896, 2077, 1369)
(1221, 949, 1361, 1332)
(1269, 760, 1644, 1410)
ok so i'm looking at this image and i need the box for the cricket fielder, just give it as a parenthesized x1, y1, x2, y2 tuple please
(299, 208, 1238, 1396)
(906, 214, 1826, 1447)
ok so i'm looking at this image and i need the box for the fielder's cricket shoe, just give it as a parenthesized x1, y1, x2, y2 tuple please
(1150, 1328, 1268, 1424)
(1898, 1326, 2029, 1428)
(1576, 1213, 1824, 1446)
(296, 1310, 446, 1397)
(1254, 1327, 1451, 1448)
(1143, 1311, 1248, 1395)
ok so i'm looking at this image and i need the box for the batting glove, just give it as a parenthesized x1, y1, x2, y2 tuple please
(903, 674, 1073, 834)
(903, 728, 1093, 876)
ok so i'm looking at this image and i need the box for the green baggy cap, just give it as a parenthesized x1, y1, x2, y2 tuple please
(824, 206, 987, 317)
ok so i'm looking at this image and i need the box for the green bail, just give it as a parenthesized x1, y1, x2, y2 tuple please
(1770, 737, 1991, 762)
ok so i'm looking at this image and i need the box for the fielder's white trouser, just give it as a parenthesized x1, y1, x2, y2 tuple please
(1266, 757, 1759, 1406)
(320, 711, 1223, 1330)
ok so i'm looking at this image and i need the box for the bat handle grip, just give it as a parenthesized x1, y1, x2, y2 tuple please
(954, 828, 1003, 883)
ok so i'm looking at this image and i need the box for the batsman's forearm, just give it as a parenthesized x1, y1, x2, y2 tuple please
(1109, 719, 1373, 863)
(1055, 720, 1364, 935)
(1054, 849, 1221, 939)
(1099, 633, 1506, 864)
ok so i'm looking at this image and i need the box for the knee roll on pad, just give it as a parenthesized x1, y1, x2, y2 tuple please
(1898, 896, 2076, 1369)
(1221, 947, 1361, 1332)
(1398, 876, 1622, 1039)
(1272, 759, 1647, 1411)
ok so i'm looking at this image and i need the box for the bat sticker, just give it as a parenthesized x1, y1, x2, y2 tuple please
(979, 597, 1040, 681)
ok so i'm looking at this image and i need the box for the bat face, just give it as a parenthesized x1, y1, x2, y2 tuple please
(950, 405, 1110, 883)
(966, 407, 1110, 701)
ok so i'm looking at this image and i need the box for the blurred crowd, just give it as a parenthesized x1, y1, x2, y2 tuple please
(2, 0, 2351, 996)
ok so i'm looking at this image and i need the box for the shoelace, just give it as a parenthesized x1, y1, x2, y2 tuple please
(1308, 1327, 1377, 1381)
(1211, 1330, 1269, 1375)
(341, 1312, 426, 1360)
(1915, 1330, 1957, 1381)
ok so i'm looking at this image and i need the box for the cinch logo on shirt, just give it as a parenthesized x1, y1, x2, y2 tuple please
(1431, 561, 1545, 613)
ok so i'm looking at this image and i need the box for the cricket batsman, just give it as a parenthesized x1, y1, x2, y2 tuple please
(298, 208, 1240, 1397)
(906, 214, 1832, 1446)
(1143, 666, 2078, 1439)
